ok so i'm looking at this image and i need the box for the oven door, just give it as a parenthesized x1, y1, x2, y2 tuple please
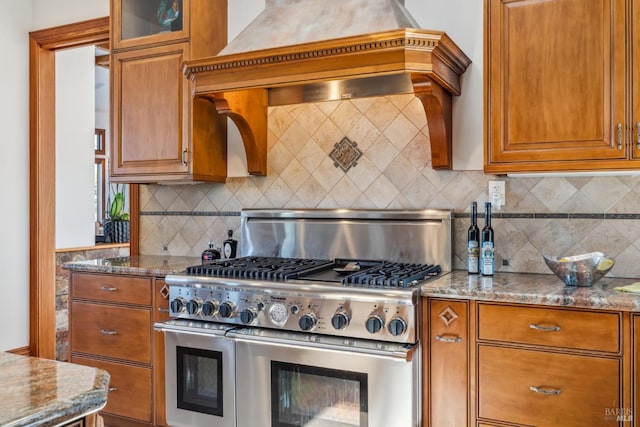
(155, 320, 236, 427)
(230, 328, 420, 427)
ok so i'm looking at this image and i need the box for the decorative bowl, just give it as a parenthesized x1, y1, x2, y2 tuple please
(542, 252, 615, 287)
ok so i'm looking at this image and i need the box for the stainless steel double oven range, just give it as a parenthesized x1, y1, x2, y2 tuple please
(155, 209, 453, 427)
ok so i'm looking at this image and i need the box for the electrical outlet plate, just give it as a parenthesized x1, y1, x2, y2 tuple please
(488, 180, 506, 207)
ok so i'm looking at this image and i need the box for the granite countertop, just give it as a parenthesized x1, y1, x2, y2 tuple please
(422, 270, 640, 311)
(0, 352, 110, 427)
(63, 255, 201, 276)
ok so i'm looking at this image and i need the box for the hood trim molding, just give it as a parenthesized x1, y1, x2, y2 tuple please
(185, 29, 471, 174)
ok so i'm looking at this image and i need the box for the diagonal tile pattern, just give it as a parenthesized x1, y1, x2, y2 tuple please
(139, 95, 640, 279)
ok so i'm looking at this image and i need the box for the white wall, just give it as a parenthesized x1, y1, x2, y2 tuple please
(0, 0, 107, 352)
(31, 0, 108, 30)
(55, 46, 96, 249)
(0, 0, 32, 352)
(407, 0, 484, 170)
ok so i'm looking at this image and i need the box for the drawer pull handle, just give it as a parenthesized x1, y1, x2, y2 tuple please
(101, 286, 118, 292)
(529, 323, 560, 332)
(108, 387, 118, 392)
(435, 334, 462, 343)
(158, 307, 170, 313)
(529, 385, 561, 395)
(100, 329, 118, 335)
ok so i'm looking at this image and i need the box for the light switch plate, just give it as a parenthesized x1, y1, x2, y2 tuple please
(488, 180, 506, 208)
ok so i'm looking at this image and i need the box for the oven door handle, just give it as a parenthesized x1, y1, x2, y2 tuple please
(153, 321, 230, 338)
(231, 333, 417, 362)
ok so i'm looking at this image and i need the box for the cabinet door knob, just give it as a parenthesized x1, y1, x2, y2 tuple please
(108, 387, 118, 392)
(100, 329, 118, 335)
(529, 385, 561, 395)
(529, 323, 560, 332)
(435, 334, 462, 343)
(617, 123, 623, 150)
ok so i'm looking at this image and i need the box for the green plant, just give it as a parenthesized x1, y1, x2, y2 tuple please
(106, 189, 129, 221)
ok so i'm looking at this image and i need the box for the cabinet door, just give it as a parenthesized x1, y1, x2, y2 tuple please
(111, 0, 190, 50)
(154, 279, 171, 427)
(111, 42, 190, 179)
(427, 299, 469, 427)
(485, 0, 627, 173)
(635, 315, 640, 425)
(633, 0, 640, 159)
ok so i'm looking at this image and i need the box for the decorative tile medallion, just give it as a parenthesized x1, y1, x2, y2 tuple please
(160, 283, 170, 299)
(438, 305, 459, 327)
(330, 137, 363, 172)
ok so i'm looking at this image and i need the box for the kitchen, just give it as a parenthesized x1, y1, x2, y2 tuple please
(3, 0, 640, 426)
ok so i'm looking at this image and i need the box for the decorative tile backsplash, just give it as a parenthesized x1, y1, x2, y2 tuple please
(139, 94, 640, 279)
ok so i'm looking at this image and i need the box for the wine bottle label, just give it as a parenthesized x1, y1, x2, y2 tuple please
(467, 241, 479, 273)
(481, 241, 494, 276)
(223, 242, 232, 258)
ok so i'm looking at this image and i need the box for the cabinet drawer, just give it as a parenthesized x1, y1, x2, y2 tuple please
(72, 356, 152, 423)
(71, 273, 152, 305)
(478, 303, 619, 353)
(478, 345, 620, 426)
(71, 302, 151, 363)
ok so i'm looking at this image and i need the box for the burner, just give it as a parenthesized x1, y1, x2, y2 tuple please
(343, 262, 441, 288)
(185, 256, 333, 280)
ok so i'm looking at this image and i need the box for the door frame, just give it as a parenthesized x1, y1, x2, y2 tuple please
(29, 17, 139, 358)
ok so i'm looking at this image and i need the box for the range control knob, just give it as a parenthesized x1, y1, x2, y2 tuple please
(186, 298, 203, 315)
(331, 311, 350, 330)
(202, 300, 219, 317)
(240, 308, 258, 324)
(388, 317, 407, 336)
(365, 314, 385, 334)
(299, 313, 317, 331)
(219, 301, 237, 318)
(170, 297, 186, 314)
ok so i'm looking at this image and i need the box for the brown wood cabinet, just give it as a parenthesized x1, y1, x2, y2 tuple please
(424, 298, 469, 427)
(110, 0, 229, 183)
(70, 272, 168, 427)
(484, 0, 640, 173)
(633, 314, 640, 426)
(423, 299, 631, 427)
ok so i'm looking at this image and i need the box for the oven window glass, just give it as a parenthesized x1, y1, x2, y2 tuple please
(176, 346, 223, 416)
(271, 361, 368, 427)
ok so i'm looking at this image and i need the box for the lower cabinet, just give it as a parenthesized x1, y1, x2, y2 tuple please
(424, 299, 469, 427)
(70, 272, 167, 426)
(423, 298, 629, 427)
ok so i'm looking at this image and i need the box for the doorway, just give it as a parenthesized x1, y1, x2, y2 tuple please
(29, 17, 139, 358)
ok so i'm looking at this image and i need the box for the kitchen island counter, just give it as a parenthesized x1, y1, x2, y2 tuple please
(63, 255, 200, 276)
(0, 352, 109, 426)
(422, 270, 640, 311)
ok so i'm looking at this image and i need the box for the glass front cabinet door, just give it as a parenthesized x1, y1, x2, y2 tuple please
(112, 0, 191, 50)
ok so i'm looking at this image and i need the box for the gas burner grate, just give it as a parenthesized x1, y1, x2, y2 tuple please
(185, 256, 333, 280)
(343, 262, 441, 288)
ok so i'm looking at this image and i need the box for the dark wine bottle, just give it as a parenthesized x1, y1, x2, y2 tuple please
(481, 202, 495, 276)
(223, 229, 238, 259)
(201, 242, 221, 263)
(467, 202, 479, 274)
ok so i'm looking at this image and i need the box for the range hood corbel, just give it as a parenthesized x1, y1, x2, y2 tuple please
(184, 28, 470, 172)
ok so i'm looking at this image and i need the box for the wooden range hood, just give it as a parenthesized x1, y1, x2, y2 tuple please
(184, 17, 470, 174)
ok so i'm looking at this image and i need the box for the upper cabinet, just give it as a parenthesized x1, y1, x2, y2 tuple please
(110, 0, 230, 183)
(484, 0, 640, 174)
